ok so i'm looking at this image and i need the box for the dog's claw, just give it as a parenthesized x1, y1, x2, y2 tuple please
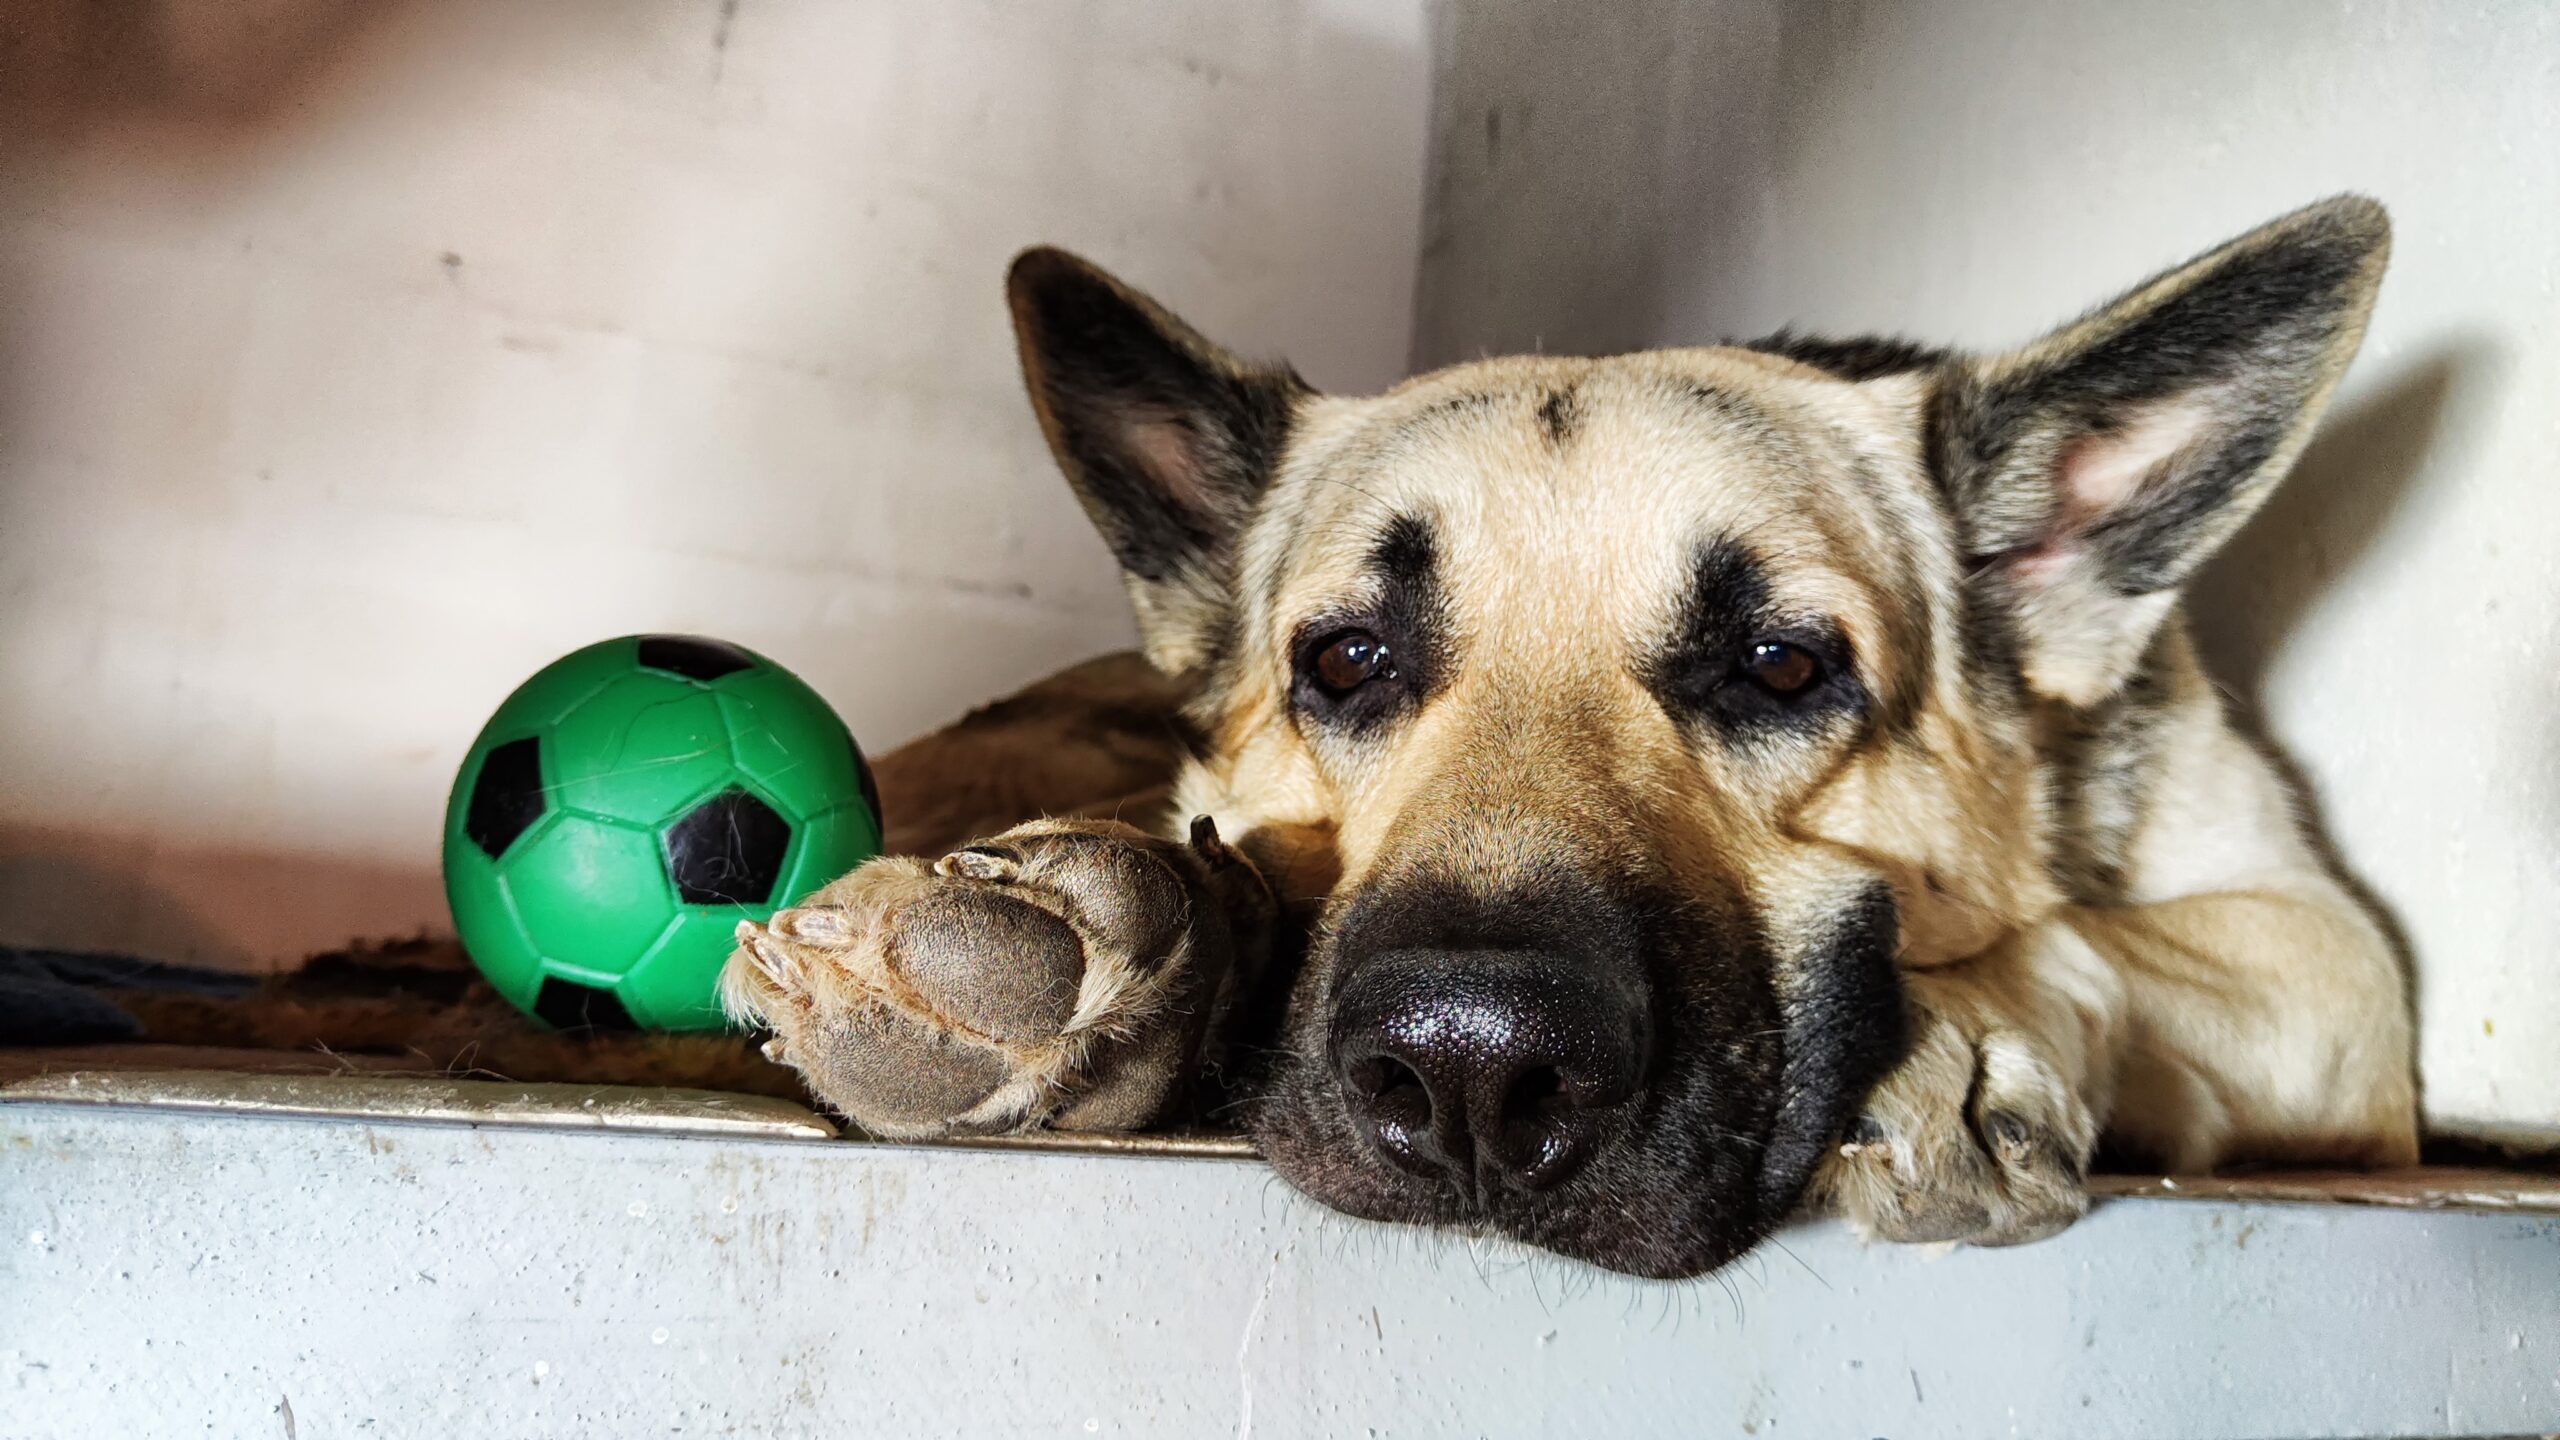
(934, 845, 1020, 882)
(734, 921, 811, 992)
(769, 905, 855, 946)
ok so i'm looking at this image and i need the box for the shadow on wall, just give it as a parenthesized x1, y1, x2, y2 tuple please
(2187, 344, 2489, 699)
(0, 0, 416, 138)
(0, 822, 447, 970)
(1, 2, 456, 971)
(1411, 0, 1781, 366)
(2185, 341, 2492, 1093)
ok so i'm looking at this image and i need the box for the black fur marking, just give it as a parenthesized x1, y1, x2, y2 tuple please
(1372, 512, 1435, 593)
(1953, 569, 2029, 702)
(1536, 386, 1579, 444)
(1675, 382, 1809, 469)
(1741, 329, 1952, 381)
(2041, 627, 2178, 903)
(1641, 539, 1867, 745)
(1679, 380, 1776, 432)
(1410, 389, 1505, 427)
(1916, 384, 2030, 710)
(1753, 883, 1907, 1221)
(1289, 514, 1451, 738)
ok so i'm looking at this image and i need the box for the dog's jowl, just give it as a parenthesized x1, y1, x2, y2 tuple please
(726, 196, 2417, 1279)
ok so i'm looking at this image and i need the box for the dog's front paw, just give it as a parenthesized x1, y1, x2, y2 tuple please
(722, 817, 1268, 1138)
(1817, 949, 2106, 1248)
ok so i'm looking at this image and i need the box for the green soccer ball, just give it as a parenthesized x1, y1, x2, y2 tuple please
(441, 635, 882, 1031)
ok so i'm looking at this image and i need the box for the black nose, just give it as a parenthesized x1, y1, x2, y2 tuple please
(1330, 947, 1650, 1196)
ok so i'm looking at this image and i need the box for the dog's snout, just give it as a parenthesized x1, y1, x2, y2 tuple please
(1330, 946, 1651, 1197)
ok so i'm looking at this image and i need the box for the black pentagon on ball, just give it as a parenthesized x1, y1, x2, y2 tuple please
(465, 736, 547, 859)
(635, 635, 758, 683)
(662, 786, 792, 906)
(533, 976, 640, 1032)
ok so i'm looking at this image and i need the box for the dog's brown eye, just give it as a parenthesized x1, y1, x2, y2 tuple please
(1314, 631, 1393, 694)
(1744, 640, 1821, 695)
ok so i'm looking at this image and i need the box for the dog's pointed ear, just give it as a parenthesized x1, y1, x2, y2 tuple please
(1933, 195, 2390, 704)
(1008, 247, 1310, 674)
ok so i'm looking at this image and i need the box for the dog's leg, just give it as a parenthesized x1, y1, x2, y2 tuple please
(721, 816, 1273, 1138)
(1818, 888, 2415, 1246)
(1817, 919, 2121, 1246)
(2079, 886, 2417, 1173)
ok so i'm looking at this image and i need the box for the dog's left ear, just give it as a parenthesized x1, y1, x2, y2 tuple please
(1934, 195, 2390, 704)
(1008, 248, 1310, 675)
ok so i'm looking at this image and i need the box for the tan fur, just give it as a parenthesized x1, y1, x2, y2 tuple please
(732, 198, 2419, 1261)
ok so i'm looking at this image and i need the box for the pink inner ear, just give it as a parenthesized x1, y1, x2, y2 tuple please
(1118, 413, 1212, 514)
(1998, 392, 2222, 586)
(2055, 392, 2222, 531)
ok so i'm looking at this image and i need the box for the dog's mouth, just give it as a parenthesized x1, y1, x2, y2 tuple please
(1241, 879, 1906, 1280)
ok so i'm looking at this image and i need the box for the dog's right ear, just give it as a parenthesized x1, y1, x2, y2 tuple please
(1008, 248, 1309, 674)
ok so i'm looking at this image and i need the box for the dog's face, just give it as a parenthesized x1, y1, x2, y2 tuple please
(1210, 353, 1973, 1276)
(1007, 198, 2387, 1276)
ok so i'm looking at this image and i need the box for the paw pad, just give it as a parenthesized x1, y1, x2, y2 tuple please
(720, 820, 1270, 1141)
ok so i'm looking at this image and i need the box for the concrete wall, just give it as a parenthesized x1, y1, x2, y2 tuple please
(1414, 0, 2560, 1146)
(0, 0, 1429, 969)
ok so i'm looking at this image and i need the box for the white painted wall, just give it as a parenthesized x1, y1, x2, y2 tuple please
(0, 0, 1429, 968)
(1415, 0, 2560, 1145)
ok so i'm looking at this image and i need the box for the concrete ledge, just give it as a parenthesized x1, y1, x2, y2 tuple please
(7, 1066, 2552, 1214)
(3, 1097, 2555, 1438)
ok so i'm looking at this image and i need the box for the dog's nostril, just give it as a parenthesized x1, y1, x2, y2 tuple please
(1350, 1054, 1400, 1098)
(1495, 1064, 1584, 1186)
(1344, 1051, 1439, 1172)
(1501, 1064, 1566, 1125)
(1350, 1054, 1428, 1114)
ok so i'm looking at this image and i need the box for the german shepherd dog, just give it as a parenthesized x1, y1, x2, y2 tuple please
(724, 197, 2417, 1279)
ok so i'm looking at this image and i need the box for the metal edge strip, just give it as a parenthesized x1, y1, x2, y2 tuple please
(7, 1071, 2551, 1211)
(0, 1069, 838, 1140)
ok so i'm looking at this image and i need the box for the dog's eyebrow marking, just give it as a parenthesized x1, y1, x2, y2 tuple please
(1674, 536, 1772, 641)
(1366, 513, 1451, 718)
(1371, 512, 1437, 593)
(1536, 386, 1578, 445)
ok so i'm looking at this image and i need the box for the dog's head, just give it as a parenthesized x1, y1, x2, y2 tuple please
(1007, 198, 2388, 1276)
